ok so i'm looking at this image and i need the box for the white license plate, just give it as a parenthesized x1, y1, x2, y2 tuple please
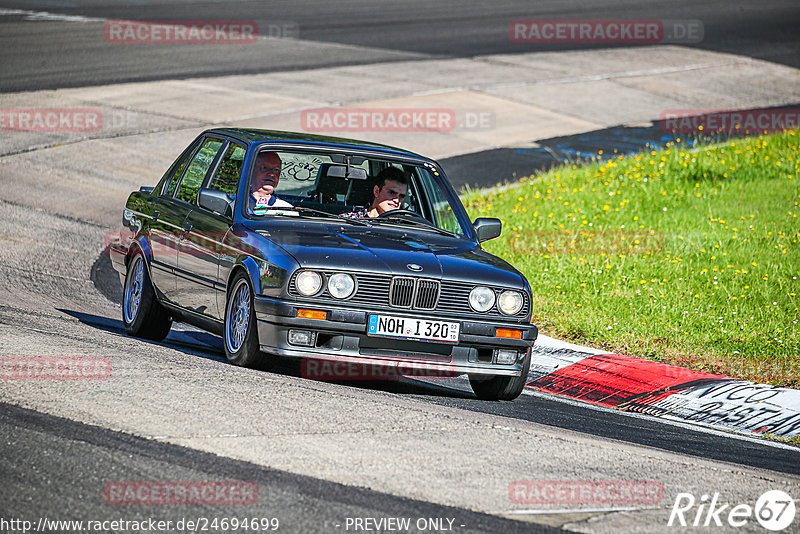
(367, 314, 459, 343)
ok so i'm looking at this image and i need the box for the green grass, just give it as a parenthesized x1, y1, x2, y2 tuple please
(462, 131, 800, 387)
(761, 433, 800, 447)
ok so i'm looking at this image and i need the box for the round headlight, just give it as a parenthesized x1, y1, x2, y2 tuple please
(295, 271, 322, 296)
(469, 286, 496, 312)
(327, 273, 355, 299)
(498, 290, 524, 316)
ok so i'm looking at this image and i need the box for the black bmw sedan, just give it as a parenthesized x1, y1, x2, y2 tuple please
(110, 128, 537, 400)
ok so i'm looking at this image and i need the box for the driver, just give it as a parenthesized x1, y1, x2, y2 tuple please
(345, 166, 408, 218)
(249, 151, 293, 215)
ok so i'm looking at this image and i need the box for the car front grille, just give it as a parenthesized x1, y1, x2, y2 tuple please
(389, 277, 440, 310)
(288, 271, 528, 318)
(414, 279, 440, 310)
(389, 277, 415, 308)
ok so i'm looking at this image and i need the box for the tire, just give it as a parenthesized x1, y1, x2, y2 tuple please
(122, 251, 172, 341)
(223, 271, 264, 367)
(469, 349, 532, 401)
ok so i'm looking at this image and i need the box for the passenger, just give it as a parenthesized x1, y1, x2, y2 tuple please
(249, 151, 293, 214)
(345, 166, 408, 218)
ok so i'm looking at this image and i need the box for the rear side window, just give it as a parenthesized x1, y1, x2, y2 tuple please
(160, 142, 197, 197)
(175, 138, 224, 204)
(207, 142, 246, 196)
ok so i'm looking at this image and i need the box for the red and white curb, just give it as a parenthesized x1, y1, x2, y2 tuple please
(526, 336, 800, 440)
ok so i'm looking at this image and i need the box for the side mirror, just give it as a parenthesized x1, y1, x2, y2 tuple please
(473, 217, 502, 242)
(198, 188, 233, 219)
(139, 186, 155, 193)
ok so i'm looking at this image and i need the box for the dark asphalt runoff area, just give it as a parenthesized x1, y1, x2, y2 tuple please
(440, 104, 800, 190)
(0, 0, 798, 92)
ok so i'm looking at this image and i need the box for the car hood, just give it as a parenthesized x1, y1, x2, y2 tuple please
(244, 219, 527, 288)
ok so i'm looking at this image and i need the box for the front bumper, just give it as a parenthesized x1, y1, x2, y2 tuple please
(109, 243, 127, 285)
(254, 296, 537, 377)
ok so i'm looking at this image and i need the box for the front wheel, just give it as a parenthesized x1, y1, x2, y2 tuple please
(224, 271, 264, 367)
(122, 251, 172, 341)
(469, 349, 531, 401)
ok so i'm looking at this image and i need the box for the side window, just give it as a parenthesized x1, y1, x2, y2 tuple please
(418, 169, 463, 235)
(431, 196, 461, 235)
(175, 138, 224, 204)
(207, 142, 245, 197)
(159, 141, 197, 197)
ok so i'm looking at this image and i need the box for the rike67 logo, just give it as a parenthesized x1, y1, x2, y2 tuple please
(669, 490, 796, 531)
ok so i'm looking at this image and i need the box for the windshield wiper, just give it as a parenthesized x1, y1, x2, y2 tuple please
(371, 215, 457, 237)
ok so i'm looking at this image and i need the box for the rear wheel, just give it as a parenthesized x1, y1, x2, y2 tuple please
(224, 271, 264, 367)
(122, 251, 172, 341)
(469, 349, 531, 401)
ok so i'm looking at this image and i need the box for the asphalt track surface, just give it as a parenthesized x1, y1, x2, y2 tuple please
(0, 402, 557, 534)
(0, 0, 799, 92)
(2, 1, 800, 532)
(44, 300, 800, 478)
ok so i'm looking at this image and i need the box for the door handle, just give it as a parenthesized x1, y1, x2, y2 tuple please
(181, 223, 193, 237)
(152, 211, 160, 222)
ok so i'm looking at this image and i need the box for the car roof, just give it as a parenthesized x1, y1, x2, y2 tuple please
(207, 128, 429, 161)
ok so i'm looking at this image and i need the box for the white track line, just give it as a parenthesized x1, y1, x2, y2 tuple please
(498, 506, 641, 515)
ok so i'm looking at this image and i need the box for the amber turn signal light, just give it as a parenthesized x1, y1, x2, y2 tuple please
(495, 328, 523, 339)
(297, 309, 327, 320)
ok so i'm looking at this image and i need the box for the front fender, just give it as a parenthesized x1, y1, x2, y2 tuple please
(131, 235, 153, 264)
(233, 256, 263, 297)
(123, 235, 155, 283)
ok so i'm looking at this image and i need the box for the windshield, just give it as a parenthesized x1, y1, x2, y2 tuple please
(244, 148, 469, 237)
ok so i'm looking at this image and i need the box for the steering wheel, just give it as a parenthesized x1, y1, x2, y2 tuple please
(377, 209, 423, 219)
